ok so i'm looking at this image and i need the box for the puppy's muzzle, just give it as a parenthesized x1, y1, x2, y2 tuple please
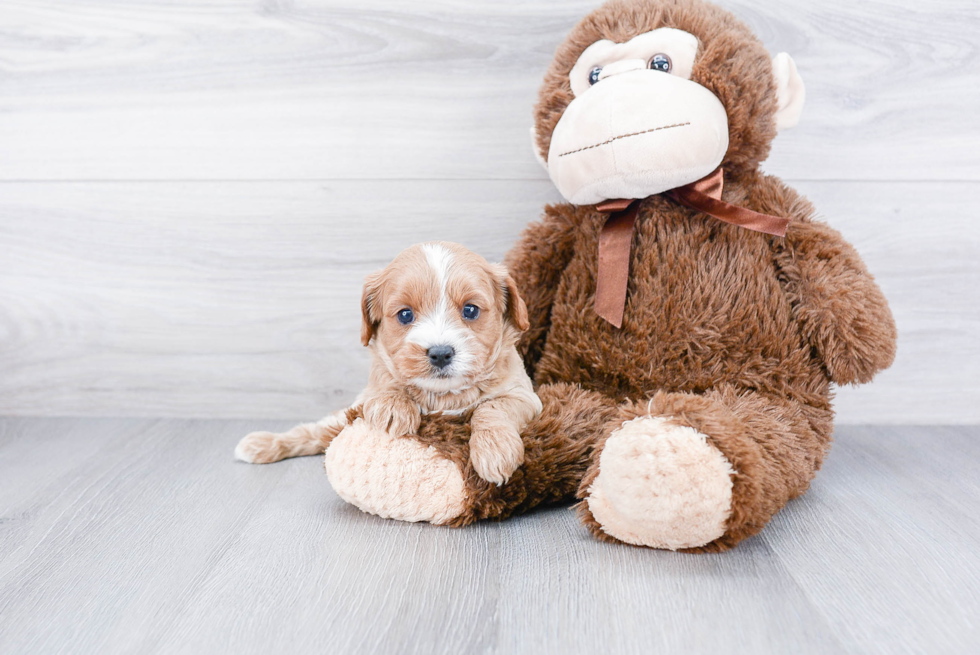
(427, 345, 455, 370)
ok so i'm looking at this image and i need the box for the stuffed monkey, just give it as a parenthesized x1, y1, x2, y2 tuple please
(321, 0, 897, 552)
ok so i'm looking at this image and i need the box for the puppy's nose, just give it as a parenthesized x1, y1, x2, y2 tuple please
(427, 345, 455, 369)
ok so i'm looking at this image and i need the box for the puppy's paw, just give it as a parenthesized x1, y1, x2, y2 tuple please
(363, 393, 421, 438)
(469, 425, 525, 485)
(235, 431, 283, 464)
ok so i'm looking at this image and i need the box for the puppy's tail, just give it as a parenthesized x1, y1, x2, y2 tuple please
(235, 408, 351, 464)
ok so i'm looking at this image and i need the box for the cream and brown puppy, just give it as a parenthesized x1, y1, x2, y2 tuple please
(235, 241, 542, 485)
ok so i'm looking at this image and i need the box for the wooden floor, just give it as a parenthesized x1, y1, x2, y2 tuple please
(3, 4, 977, 652)
(0, 419, 977, 654)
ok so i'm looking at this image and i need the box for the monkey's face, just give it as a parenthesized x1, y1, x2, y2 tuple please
(533, 1, 805, 206)
(548, 28, 729, 205)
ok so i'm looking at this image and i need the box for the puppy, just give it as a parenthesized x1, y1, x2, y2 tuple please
(235, 241, 542, 485)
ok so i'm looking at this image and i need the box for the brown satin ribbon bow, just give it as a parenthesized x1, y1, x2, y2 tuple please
(594, 167, 790, 328)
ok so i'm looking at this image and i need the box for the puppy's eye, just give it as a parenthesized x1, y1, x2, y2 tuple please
(649, 53, 671, 73)
(588, 66, 602, 85)
(462, 304, 480, 321)
(396, 308, 414, 325)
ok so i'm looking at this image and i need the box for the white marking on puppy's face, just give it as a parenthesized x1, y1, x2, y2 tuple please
(406, 244, 477, 386)
(422, 243, 452, 286)
(366, 242, 522, 398)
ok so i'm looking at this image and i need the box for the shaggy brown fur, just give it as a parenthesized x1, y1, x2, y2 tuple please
(506, 172, 893, 550)
(236, 242, 540, 487)
(366, 0, 897, 552)
(311, 0, 895, 552)
(532, 0, 780, 174)
(346, 383, 620, 526)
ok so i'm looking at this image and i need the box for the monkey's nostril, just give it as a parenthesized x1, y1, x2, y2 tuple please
(427, 345, 455, 369)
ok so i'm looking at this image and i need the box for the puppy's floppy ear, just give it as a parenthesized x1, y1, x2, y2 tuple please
(360, 270, 384, 346)
(493, 265, 529, 332)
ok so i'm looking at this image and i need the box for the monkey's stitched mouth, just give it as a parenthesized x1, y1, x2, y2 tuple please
(557, 121, 691, 158)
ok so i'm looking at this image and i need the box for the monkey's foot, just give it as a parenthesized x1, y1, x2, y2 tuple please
(583, 416, 734, 550)
(325, 419, 467, 525)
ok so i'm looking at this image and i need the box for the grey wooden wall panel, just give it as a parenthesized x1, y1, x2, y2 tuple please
(0, 180, 559, 418)
(0, 0, 977, 181)
(1, 180, 976, 422)
(1, 0, 977, 421)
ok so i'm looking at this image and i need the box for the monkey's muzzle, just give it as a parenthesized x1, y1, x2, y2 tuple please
(547, 70, 729, 206)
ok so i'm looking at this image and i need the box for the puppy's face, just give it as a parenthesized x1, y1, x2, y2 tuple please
(361, 242, 529, 393)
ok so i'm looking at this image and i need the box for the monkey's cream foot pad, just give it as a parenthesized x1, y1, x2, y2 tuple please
(325, 419, 467, 524)
(585, 416, 735, 550)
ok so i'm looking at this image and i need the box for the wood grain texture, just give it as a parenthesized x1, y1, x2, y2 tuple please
(0, 419, 977, 654)
(1, 1, 977, 421)
(0, 0, 977, 181)
(762, 425, 980, 655)
(0, 180, 559, 418)
(1, 180, 977, 423)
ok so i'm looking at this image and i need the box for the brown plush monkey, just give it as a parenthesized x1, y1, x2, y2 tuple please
(319, 0, 897, 552)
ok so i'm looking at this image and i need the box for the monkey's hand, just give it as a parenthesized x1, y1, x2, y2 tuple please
(362, 392, 421, 438)
(780, 219, 897, 385)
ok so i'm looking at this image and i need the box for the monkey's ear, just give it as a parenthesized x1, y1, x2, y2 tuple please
(360, 270, 384, 346)
(772, 53, 806, 131)
(529, 125, 548, 172)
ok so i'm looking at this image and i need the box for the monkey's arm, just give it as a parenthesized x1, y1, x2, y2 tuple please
(775, 218, 897, 385)
(504, 205, 578, 377)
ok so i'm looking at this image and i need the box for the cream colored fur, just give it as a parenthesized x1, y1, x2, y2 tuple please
(325, 419, 467, 524)
(771, 52, 805, 131)
(585, 416, 735, 550)
(467, 354, 541, 483)
(234, 242, 541, 488)
(549, 64, 729, 205)
(534, 31, 805, 197)
(236, 408, 350, 464)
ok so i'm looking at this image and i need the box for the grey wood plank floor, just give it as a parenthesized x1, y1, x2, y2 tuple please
(0, 419, 977, 654)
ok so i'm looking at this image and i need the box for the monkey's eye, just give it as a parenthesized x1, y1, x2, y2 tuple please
(649, 53, 671, 73)
(396, 308, 415, 325)
(462, 304, 480, 321)
(588, 66, 602, 86)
